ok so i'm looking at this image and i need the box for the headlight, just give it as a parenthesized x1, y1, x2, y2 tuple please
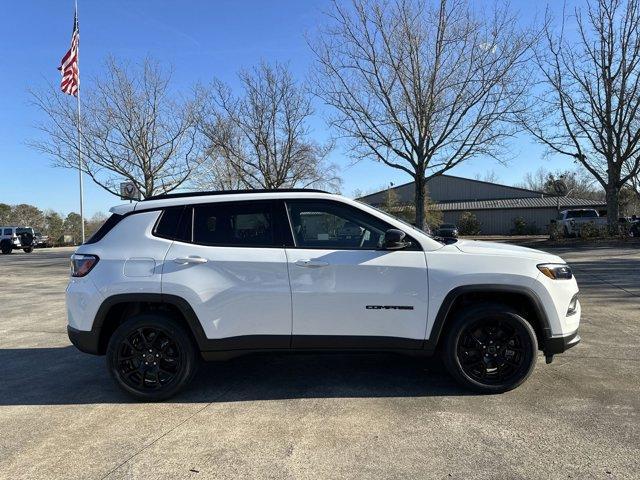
(537, 263, 573, 280)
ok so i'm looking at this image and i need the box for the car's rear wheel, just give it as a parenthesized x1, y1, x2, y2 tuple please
(107, 313, 198, 401)
(443, 304, 537, 393)
(23, 247, 33, 253)
(1, 241, 11, 254)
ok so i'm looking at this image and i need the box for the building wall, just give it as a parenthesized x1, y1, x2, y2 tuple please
(443, 208, 560, 235)
(361, 175, 542, 205)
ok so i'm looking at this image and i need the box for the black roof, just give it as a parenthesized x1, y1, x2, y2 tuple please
(143, 188, 328, 201)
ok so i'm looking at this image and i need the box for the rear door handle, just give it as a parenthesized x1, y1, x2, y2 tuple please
(174, 256, 208, 265)
(295, 259, 329, 268)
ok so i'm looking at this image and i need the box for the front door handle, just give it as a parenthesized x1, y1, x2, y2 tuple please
(174, 256, 208, 265)
(295, 259, 329, 268)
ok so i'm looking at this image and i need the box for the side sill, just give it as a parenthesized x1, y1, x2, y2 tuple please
(200, 335, 429, 362)
(201, 348, 433, 362)
(292, 335, 423, 350)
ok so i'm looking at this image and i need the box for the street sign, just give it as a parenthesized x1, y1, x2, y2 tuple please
(120, 182, 141, 201)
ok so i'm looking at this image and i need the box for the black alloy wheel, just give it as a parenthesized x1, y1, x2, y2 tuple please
(107, 314, 198, 401)
(443, 305, 537, 393)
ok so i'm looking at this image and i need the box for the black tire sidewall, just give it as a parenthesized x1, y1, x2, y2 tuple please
(107, 313, 198, 401)
(23, 247, 33, 253)
(443, 306, 538, 394)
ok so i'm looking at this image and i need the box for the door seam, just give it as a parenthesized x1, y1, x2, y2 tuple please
(283, 247, 294, 348)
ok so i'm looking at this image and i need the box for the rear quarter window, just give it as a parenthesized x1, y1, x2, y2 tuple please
(84, 214, 123, 244)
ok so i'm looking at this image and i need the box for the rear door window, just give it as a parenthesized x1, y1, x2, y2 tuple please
(153, 206, 185, 240)
(192, 201, 278, 247)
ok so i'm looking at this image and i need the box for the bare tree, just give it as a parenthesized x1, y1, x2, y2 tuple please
(624, 163, 640, 201)
(31, 57, 201, 198)
(199, 62, 341, 191)
(522, 0, 640, 228)
(474, 170, 500, 183)
(190, 149, 245, 191)
(517, 166, 604, 200)
(311, 0, 535, 228)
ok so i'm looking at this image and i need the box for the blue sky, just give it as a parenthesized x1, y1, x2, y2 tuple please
(0, 0, 580, 216)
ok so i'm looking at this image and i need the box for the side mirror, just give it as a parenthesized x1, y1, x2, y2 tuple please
(383, 229, 410, 250)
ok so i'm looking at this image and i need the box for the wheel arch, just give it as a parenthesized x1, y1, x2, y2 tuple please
(94, 293, 208, 355)
(426, 285, 551, 353)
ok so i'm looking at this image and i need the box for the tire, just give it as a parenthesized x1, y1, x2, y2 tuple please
(442, 304, 537, 394)
(23, 247, 33, 253)
(1, 241, 11, 254)
(107, 313, 199, 401)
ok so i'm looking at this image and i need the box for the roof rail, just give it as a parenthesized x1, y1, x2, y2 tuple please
(143, 188, 329, 201)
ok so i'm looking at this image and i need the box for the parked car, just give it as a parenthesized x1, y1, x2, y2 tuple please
(435, 223, 459, 239)
(0, 226, 35, 254)
(630, 220, 640, 238)
(66, 189, 581, 400)
(557, 209, 607, 237)
(34, 232, 52, 248)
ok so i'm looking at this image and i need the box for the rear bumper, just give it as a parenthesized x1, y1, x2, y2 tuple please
(67, 325, 101, 355)
(544, 330, 581, 355)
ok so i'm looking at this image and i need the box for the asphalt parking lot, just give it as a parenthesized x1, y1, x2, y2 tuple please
(1, 244, 639, 479)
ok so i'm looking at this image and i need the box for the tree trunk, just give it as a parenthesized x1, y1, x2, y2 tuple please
(605, 186, 620, 233)
(414, 174, 426, 230)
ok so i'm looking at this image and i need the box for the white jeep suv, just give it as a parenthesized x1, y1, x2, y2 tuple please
(66, 189, 581, 400)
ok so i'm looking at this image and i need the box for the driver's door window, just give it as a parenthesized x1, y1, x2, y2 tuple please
(286, 201, 387, 249)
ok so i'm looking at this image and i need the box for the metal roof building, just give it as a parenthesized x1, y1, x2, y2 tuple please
(358, 174, 606, 235)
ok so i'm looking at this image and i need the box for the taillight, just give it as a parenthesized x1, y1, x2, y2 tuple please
(70, 254, 99, 277)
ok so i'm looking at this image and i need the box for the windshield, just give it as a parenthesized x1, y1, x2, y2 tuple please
(566, 210, 598, 219)
(440, 224, 455, 228)
(354, 200, 443, 244)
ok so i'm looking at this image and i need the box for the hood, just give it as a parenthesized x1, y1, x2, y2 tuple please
(454, 239, 563, 263)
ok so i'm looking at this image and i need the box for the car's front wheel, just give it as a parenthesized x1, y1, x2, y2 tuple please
(443, 304, 537, 393)
(107, 313, 198, 401)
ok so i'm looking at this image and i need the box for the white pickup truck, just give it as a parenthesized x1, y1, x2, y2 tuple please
(558, 209, 607, 237)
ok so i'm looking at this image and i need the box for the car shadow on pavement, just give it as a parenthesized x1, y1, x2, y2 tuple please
(0, 346, 469, 405)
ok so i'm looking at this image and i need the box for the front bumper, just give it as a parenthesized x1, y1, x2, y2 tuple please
(67, 325, 101, 355)
(543, 330, 581, 355)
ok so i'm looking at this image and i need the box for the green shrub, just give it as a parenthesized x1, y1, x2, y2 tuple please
(548, 220, 563, 240)
(458, 211, 481, 235)
(579, 222, 605, 238)
(511, 217, 527, 235)
(511, 217, 540, 235)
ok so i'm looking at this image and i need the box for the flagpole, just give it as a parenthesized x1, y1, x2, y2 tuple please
(75, 0, 85, 244)
(77, 85, 85, 244)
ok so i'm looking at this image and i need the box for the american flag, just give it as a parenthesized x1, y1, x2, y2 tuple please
(58, 11, 79, 96)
